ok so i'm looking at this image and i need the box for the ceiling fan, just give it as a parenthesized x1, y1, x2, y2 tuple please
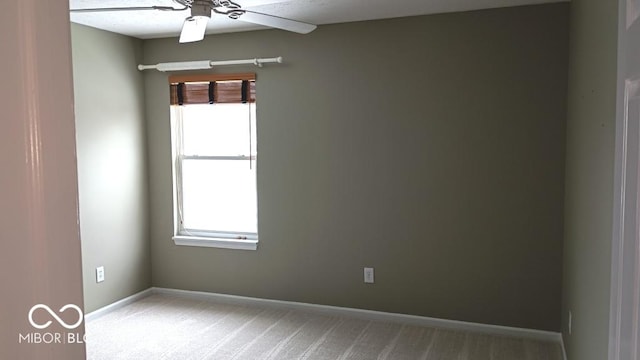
(70, 0, 317, 43)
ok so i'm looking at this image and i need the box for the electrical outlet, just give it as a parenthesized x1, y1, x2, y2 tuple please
(96, 266, 105, 283)
(568, 311, 572, 335)
(364, 267, 374, 284)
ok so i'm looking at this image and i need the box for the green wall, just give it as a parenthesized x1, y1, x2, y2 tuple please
(71, 24, 151, 312)
(561, 0, 619, 359)
(144, 4, 569, 331)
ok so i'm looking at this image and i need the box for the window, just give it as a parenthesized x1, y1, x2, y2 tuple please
(169, 74, 258, 250)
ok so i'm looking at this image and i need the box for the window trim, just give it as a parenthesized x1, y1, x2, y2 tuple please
(169, 89, 258, 251)
(172, 235, 258, 251)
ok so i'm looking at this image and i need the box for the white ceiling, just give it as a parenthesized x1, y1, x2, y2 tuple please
(69, 0, 567, 39)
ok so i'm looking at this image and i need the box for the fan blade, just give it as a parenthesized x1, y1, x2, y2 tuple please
(180, 16, 209, 43)
(239, 11, 316, 34)
(70, 6, 187, 13)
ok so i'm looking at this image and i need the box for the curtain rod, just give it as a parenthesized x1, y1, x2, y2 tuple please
(137, 56, 283, 72)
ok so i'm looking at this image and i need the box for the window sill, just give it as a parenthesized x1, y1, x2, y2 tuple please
(172, 236, 258, 251)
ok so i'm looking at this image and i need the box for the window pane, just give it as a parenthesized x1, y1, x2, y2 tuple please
(182, 104, 256, 156)
(181, 159, 257, 234)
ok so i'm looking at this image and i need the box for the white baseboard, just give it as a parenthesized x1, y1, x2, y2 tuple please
(84, 288, 154, 321)
(151, 287, 562, 343)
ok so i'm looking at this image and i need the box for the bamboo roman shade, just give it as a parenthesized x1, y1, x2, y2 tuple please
(169, 73, 256, 105)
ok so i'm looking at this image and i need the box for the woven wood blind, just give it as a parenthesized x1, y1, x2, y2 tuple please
(169, 73, 256, 105)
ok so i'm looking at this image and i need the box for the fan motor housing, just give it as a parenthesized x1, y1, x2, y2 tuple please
(191, 0, 212, 18)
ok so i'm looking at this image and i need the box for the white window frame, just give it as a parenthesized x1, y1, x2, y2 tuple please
(170, 104, 258, 251)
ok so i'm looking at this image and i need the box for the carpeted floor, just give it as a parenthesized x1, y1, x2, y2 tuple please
(85, 294, 563, 360)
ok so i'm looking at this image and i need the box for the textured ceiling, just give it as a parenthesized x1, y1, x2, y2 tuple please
(69, 0, 567, 39)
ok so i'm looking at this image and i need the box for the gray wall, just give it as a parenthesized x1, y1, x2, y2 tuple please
(561, 0, 618, 359)
(144, 4, 569, 331)
(71, 24, 151, 312)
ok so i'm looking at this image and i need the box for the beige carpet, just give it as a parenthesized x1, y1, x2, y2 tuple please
(85, 294, 563, 360)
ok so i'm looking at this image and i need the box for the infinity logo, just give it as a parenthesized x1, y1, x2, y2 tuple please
(28, 304, 83, 330)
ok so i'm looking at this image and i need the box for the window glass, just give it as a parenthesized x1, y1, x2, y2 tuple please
(181, 159, 257, 233)
(181, 104, 255, 156)
(172, 102, 258, 239)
